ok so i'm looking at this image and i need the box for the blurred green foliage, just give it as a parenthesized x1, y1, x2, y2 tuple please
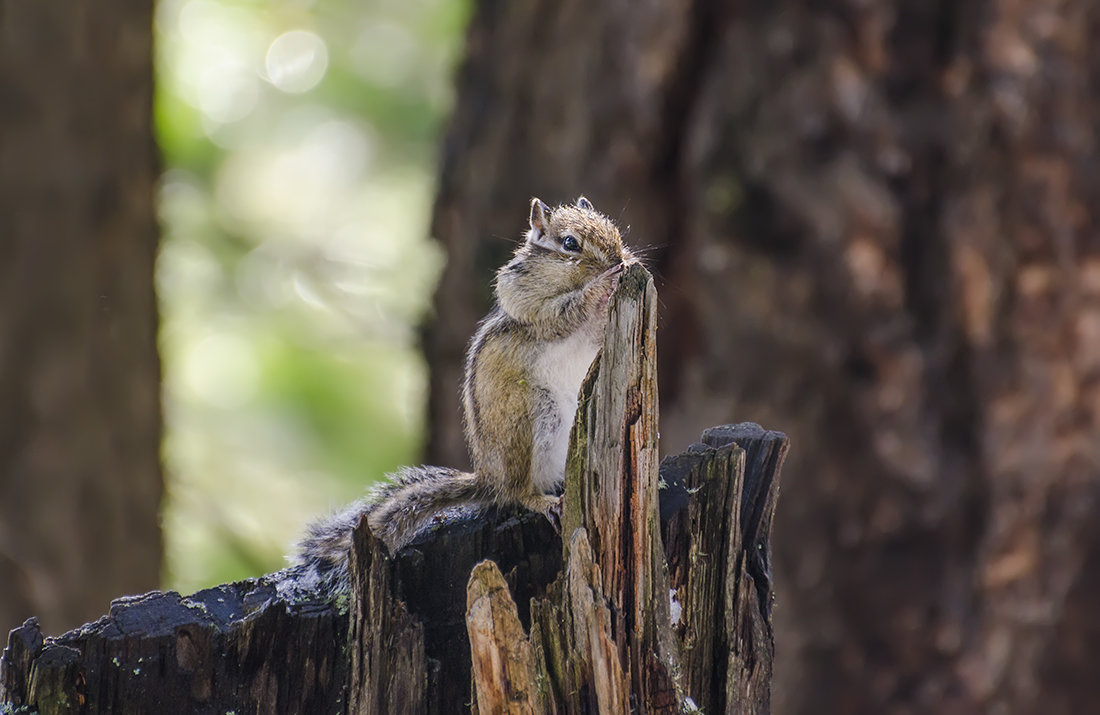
(154, 0, 468, 592)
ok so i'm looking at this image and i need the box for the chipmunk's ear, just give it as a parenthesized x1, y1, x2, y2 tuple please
(529, 198, 550, 236)
(575, 196, 594, 211)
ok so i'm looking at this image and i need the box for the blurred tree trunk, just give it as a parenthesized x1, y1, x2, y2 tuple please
(426, 1, 1100, 713)
(0, 2, 162, 637)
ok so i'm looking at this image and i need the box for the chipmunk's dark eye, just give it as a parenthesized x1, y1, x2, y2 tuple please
(561, 235, 581, 253)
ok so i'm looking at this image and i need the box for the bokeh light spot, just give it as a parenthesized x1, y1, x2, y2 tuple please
(181, 332, 260, 410)
(266, 30, 328, 94)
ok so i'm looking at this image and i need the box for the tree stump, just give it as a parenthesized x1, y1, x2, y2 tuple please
(1, 264, 787, 713)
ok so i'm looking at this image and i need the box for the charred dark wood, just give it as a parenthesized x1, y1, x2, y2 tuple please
(348, 506, 563, 713)
(0, 511, 561, 715)
(0, 582, 348, 714)
(661, 423, 787, 714)
(1, 265, 787, 713)
(464, 265, 788, 714)
(0, 426, 784, 715)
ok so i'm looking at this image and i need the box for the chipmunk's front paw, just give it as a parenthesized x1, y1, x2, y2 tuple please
(599, 263, 625, 303)
(524, 493, 562, 534)
(546, 498, 563, 534)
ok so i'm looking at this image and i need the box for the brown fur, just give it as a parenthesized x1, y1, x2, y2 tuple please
(291, 197, 633, 591)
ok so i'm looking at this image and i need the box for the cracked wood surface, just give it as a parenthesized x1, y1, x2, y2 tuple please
(2, 264, 786, 714)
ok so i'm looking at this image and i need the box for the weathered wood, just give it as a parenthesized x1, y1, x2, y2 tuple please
(348, 525, 426, 714)
(460, 264, 671, 714)
(0, 512, 561, 715)
(530, 528, 632, 714)
(661, 423, 787, 714)
(1, 430, 785, 715)
(567, 263, 679, 699)
(2, 263, 787, 714)
(466, 266, 788, 714)
(0, 582, 350, 714)
(0, 617, 41, 709)
(465, 560, 541, 714)
(389, 506, 563, 711)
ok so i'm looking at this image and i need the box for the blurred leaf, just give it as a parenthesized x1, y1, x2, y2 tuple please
(156, 0, 463, 591)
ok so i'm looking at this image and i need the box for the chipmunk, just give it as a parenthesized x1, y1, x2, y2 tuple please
(289, 196, 634, 592)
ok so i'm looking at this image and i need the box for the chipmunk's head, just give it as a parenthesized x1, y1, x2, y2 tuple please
(495, 196, 635, 325)
(521, 196, 633, 286)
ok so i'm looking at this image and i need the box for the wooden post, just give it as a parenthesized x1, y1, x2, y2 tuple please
(1, 264, 787, 714)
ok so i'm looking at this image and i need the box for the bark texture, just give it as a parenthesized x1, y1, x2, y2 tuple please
(427, 1, 1100, 713)
(0, 428, 781, 714)
(2, 269, 786, 714)
(0, 584, 350, 714)
(0, 1, 163, 636)
(662, 423, 786, 714)
(463, 266, 783, 714)
(557, 265, 679, 710)
(466, 560, 542, 714)
(522, 265, 681, 713)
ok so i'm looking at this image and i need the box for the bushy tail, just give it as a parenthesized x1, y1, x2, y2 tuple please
(281, 466, 485, 597)
(362, 466, 486, 548)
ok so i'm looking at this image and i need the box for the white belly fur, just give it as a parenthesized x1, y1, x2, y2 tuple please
(530, 327, 601, 493)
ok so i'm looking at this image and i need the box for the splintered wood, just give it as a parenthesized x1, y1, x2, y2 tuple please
(466, 560, 541, 714)
(559, 263, 681, 710)
(464, 264, 785, 713)
(2, 263, 785, 714)
(465, 263, 672, 713)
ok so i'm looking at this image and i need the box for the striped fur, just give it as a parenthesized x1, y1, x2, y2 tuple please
(289, 196, 633, 595)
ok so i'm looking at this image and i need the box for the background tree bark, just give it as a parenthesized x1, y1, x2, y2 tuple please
(0, 2, 162, 637)
(426, 1, 1100, 713)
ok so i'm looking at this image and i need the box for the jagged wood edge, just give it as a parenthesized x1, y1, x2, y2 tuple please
(2, 261, 785, 714)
